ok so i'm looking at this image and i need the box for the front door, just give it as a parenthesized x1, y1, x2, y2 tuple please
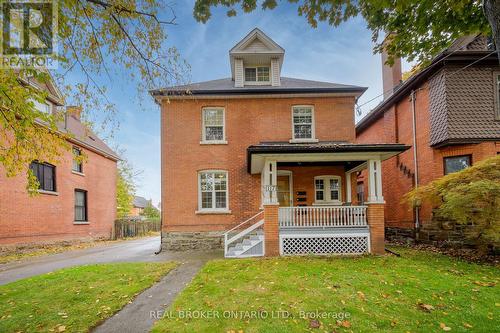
(277, 175, 291, 206)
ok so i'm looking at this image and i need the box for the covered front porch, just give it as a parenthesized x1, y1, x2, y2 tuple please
(224, 142, 409, 258)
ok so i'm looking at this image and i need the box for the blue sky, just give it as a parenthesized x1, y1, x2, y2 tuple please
(70, 2, 411, 206)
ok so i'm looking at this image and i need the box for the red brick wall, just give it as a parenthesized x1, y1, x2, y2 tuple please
(161, 96, 357, 232)
(0, 146, 117, 245)
(357, 81, 500, 230)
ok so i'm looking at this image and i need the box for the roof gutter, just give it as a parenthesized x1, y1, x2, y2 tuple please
(151, 87, 367, 97)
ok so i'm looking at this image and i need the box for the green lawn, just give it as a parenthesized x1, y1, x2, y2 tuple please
(152, 248, 499, 333)
(0, 262, 177, 332)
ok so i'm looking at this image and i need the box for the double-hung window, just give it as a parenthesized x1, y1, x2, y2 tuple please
(244, 67, 270, 83)
(72, 147, 83, 173)
(314, 176, 342, 204)
(444, 155, 471, 175)
(292, 106, 315, 141)
(198, 171, 228, 211)
(29, 161, 56, 192)
(74, 189, 88, 222)
(202, 108, 225, 143)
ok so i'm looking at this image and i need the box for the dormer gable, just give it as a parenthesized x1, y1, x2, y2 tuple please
(229, 28, 285, 87)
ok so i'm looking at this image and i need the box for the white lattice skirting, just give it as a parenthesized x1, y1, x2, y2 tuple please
(280, 233, 370, 255)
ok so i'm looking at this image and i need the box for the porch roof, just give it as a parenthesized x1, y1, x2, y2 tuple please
(247, 141, 410, 173)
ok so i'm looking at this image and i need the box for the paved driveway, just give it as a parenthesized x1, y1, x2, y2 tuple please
(0, 236, 222, 285)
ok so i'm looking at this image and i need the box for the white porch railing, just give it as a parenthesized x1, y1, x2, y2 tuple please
(279, 206, 368, 228)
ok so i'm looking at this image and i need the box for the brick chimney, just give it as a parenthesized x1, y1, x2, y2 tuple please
(66, 106, 82, 121)
(381, 36, 402, 99)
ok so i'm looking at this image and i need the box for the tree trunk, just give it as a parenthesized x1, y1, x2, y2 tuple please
(484, 0, 500, 63)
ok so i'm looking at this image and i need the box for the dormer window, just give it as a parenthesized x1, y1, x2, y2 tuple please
(245, 67, 270, 83)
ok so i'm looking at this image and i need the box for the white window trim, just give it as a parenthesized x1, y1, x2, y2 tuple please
(201, 107, 226, 144)
(244, 66, 270, 85)
(196, 170, 230, 214)
(290, 105, 318, 143)
(313, 175, 342, 205)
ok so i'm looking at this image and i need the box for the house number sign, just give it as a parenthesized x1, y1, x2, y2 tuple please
(263, 185, 277, 192)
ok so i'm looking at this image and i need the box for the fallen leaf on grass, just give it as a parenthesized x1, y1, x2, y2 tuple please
(473, 281, 496, 287)
(309, 319, 320, 328)
(439, 323, 451, 331)
(418, 303, 435, 312)
(463, 323, 473, 329)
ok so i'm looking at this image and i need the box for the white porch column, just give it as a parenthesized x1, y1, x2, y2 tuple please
(262, 159, 278, 205)
(367, 159, 384, 203)
(345, 171, 352, 203)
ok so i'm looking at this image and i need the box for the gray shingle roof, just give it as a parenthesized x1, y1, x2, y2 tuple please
(151, 77, 367, 96)
(57, 115, 120, 160)
(133, 196, 149, 208)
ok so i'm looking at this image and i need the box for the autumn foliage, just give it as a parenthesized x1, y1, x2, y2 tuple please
(405, 155, 500, 251)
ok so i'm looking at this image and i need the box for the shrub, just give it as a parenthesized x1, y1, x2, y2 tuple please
(404, 155, 500, 252)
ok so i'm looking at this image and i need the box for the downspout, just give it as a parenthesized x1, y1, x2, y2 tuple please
(155, 200, 163, 255)
(155, 96, 163, 255)
(410, 90, 420, 236)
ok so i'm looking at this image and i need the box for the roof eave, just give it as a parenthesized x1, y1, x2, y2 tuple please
(151, 87, 367, 98)
(355, 50, 499, 134)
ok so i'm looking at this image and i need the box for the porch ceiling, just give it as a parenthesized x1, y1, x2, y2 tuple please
(247, 141, 410, 174)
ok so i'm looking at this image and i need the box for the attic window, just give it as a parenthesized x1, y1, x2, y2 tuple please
(245, 67, 269, 82)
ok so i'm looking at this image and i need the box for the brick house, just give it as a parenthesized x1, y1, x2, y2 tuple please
(0, 76, 119, 245)
(356, 34, 500, 242)
(151, 28, 409, 257)
(129, 196, 149, 217)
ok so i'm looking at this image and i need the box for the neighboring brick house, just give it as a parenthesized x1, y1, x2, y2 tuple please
(129, 196, 149, 216)
(151, 28, 409, 257)
(0, 76, 119, 245)
(356, 34, 500, 242)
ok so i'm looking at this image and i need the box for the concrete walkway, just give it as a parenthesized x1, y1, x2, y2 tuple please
(0, 236, 221, 285)
(1, 236, 222, 332)
(92, 260, 206, 333)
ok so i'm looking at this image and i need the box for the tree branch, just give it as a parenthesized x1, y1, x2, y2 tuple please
(84, 0, 177, 25)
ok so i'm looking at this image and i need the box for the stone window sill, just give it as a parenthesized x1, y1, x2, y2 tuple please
(289, 138, 319, 144)
(200, 140, 228, 145)
(74, 221, 89, 225)
(38, 190, 59, 196)
(72, 170, 85, 176)
(195, 210, 232, 215)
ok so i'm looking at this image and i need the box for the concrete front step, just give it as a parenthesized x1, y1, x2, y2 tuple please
(226, 234, 264, 258)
